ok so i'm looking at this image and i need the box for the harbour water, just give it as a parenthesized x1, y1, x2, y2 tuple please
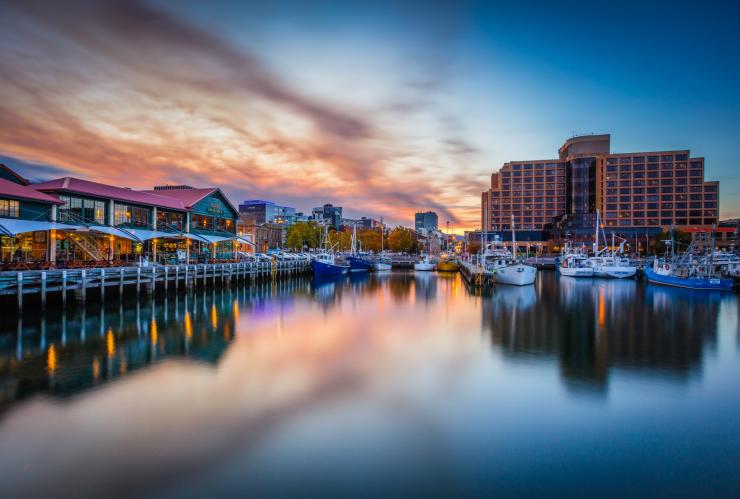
(1, 271, 740, 497)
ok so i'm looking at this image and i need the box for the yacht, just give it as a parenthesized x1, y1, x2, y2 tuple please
(583, 211, 637, 278)
(480, 218, 536, 286)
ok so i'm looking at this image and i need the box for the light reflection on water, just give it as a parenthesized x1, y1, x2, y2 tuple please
(0, 272, 739, 497)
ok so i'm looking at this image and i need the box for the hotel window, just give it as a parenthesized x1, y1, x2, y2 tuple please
(704, 202, 717, 208)
(661, 211, 672, 217)
(619, 189, 630, 195)
(633, 203, 645, 209)
(606, 165, 618, 172)
(0, 199, 19, 218)
(661, 155, 673, 161)
(633, 156, 645, 163)
(661, 219, 673, 225)
(634, 211, 644, 218)
(620, 204, 631, 210)
(606, 196, 618, 203)
(689, 218, 702, 224)
(633, 172, 644, 179)
(647, 163, 659, 171)
(647, 172, 659, 179)
(675, 211, 687, 217)
(704, 193, 718, 200)
(690, 210, 702, 217)
(633, 219, 645, 226)
(661, 179, 673, 185)
(606, 204, 617, 211)
(675, 162, 687, 169)
(647, 156, 659, 162)
(620, 173, 630, 179)
(690, 161, 702, 168)
(674, 170, 687, 177)
(661, 194, 673, 201)
(704, 184, 718, 192)
(675, 203, 687, 209)
(619, 157, 630, 164)
(675, 154, 688, 161)
(606, 158, 617, 165)
(633, 164, 645, 172)
(647, 218, 659, 225)
(690, 202, 702, 208)
(619, 195, 630, 202)
(689, 169, 702, 177)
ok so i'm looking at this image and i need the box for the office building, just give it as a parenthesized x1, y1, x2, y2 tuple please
(312, 203, 343, 230)
(239, 200, 297, 226)
(415, 211, 438, 232)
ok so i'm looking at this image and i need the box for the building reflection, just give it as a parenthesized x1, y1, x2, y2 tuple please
(482, 273, 724, 392)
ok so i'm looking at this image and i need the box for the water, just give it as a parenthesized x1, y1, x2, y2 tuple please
(1, 272, 739, 497)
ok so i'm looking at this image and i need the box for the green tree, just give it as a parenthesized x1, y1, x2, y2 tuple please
(387, 227, 416, 253)
(285, 221, 321, 250)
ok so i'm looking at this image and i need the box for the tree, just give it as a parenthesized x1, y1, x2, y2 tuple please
(359, 228, 383, 253)
(328, 228, 352, 251)
(286, 221, 321, 250)
(387, 227, 416, 253)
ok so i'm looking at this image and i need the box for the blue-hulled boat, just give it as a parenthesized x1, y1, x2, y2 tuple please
(347, 255, 373, 272)
(311, 252, 349, 276)
(644, 261, 734, 291)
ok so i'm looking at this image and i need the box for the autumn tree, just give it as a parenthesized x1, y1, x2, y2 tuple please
(285, 221, 321, 250)
(387, 227, 417, 253)
(359, 228, 383, 253)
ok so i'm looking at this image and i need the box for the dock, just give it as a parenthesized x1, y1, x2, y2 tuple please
(459, 261, 496, 288)
(0, 259, 311, 312)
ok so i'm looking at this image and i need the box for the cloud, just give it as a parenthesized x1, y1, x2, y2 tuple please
(0, 0, 487, 228)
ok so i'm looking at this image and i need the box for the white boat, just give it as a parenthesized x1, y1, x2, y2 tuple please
(582, 210, 636, 278)
(374, 255, 392, 271)
(414, 254, 435, 271)
(558, 246, 593, 277)
(480, 217, 536, 286)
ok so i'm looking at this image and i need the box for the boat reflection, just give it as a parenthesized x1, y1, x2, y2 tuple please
(483, 272, 726, 392)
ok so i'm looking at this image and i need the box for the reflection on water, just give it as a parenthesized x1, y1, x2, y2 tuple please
(1, 272, 739, 497)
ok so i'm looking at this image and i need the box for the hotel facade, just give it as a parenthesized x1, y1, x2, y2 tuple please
(481, 134, 720, 248)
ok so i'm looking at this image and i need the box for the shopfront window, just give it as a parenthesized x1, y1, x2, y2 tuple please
(157, 210, 185, 231)
(0, 199, 19, 218)
(114, 203, 131, 226)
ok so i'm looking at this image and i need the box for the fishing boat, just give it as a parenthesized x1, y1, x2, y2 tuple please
(414, 254, 435, 271)
(346, 225, 372, 272)
(583, 210, 637, 278)
(645, 229, 734, 291)
(311, 225, 350, 276)
(481, 217, 536, 286)
(558, 244, 594, 277)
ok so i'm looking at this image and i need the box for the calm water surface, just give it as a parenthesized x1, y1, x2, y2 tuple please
(1, 271, 740, 497)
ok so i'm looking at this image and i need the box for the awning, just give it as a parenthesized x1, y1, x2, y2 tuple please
(124, 228, 181, 241)
(237, 236, 255, 246)
(89, 225, 139, 240)
(197, 234, 238, 244)
(0, 218, 79, 237)
(180, 232, 211, 244)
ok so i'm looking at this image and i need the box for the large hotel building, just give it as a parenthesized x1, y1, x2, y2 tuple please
(481, 134, 719, 246)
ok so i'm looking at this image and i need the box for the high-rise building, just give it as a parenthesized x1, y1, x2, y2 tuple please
(482, 134, 719, 242)
(415, 211, 438, 232)
(312, 203, 343, 230)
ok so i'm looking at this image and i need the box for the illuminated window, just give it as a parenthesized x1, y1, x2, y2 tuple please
(0, 199, 19, 218)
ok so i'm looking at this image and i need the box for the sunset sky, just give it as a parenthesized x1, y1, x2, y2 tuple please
(1, 0, 739, 231)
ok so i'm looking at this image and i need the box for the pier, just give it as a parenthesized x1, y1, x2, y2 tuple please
(0, 259, 311, 312)
(459, 261, 496, 288)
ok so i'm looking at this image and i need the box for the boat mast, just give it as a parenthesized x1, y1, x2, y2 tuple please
(511, 214, 517, 260)
(593, 209, 600, 256)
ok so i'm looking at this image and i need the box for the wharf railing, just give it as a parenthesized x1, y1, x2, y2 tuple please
(0, 259, 312, 312)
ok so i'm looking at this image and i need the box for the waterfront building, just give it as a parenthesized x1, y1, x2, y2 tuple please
(238, 219, 283, 253)
(482, 134, 720, 249)
(312, 203, 343, 230)
(341, 216, 379, 229)
(0, 165, 66, 263)
(238, 200, 297, 226)
(0, 167, 248, 266)
(415, 211, 438, 232)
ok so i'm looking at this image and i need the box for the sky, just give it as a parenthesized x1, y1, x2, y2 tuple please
(1, 0, 739, 231)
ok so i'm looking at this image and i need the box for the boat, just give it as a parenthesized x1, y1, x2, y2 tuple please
(481, 217, 536, 286)
(436, 253, 459, 272)
(311, 225, 349, 276)
(311, 252, 349, 276)
(373, 255, 392, 271)
(414, 254, 435, 271)
(558, 244, 594, 277)
(347, 225, 372, 272)
(583, 210, 637, 278)
(644, 229, 734, 291)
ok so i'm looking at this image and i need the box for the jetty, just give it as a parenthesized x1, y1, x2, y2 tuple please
(459, 261, 496, 288)
(0, 259, 311, 312)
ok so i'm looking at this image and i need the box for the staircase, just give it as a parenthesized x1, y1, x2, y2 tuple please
(68, 231, 104, 261)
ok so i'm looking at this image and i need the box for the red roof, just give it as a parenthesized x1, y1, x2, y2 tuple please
(0, 177, 63, 204)
(141, 188, 238, 215)
(32, 177, 187, 211)
(140, 187, 216, 209)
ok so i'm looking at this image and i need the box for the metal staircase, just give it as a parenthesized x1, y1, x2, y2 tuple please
(68, 231, 104, 261)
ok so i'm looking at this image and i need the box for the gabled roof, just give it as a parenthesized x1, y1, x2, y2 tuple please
(32, 177, 187, 211)
(0, 164, 30, 185)
(141, 187, 238, 216)
(0, 177, 63, 204)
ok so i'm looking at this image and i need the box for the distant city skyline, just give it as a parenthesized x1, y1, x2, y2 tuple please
(1, 0, 738, 232)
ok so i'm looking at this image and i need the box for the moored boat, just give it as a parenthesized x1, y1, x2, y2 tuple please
(645, 261, 734, 291)
(311, 252, 349, 276)
(436, 254, 459, 272)
(558, 245, 593, 277)
(414, 254, 435, 271)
